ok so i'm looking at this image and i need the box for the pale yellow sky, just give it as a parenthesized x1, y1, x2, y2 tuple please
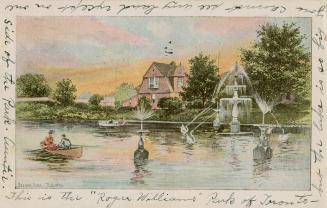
(16, 17, 311, 95)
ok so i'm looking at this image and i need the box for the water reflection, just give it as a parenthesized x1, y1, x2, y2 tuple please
(131, 146, 150, 185)
(253, 159, 272, 178)
(229, 139, 242, 171)
(25, 149, 72, 172)
(16, 121, 310, 190)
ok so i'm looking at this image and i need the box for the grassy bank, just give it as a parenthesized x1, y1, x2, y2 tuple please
(16, 101, 311, 124)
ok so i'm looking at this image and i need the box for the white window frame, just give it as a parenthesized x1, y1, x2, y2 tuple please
(148, 77, 159, 89)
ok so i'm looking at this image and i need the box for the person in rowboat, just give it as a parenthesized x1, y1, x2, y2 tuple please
(118, 117, 125, 125)
(42, 130, 58, 150)
(58, 134, 72, 149)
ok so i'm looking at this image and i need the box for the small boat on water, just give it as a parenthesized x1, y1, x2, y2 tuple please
(44, 147, 83, 158)
(98, 120, 127, 127)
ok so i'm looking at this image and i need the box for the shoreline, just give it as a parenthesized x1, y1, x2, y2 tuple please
(17, 119, 311, 128)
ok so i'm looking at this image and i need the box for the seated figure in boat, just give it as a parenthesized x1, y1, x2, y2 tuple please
(58, 134, 72, 149)
(42, 130, 58, 150)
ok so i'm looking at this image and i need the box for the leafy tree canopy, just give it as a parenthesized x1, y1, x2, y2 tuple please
(53, 79, 77, 106)
(17, 73, 51, 97)
(89, 94, 104, 106)
(114, 83, 137, 107)
(240, 23, 310, 102)
(181, 53, 220, 108)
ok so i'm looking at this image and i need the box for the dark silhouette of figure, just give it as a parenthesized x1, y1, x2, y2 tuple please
(131, 139, 150, 185)
(134, 143, 149, 168)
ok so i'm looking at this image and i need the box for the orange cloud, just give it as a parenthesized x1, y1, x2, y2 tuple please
(17, 16, 149, 49)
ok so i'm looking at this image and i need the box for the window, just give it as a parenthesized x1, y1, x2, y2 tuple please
(177, 77, 184, 87)
(148, 77, 159, 89)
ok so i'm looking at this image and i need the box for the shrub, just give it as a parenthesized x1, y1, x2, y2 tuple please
(158, 97, 183, 114)
(138, 96, 151, 109)
(89, 94, 104, 106)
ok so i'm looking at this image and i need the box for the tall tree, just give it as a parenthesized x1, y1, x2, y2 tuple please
(114, 83, 137, 107)
(16, 73, 51, 97)
(53, 79, 77, 106)
(181, 53, 220, 108)
(240, 23, 310, 102)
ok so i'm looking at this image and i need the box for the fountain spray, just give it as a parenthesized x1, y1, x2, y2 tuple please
(134, 103, 153, 149)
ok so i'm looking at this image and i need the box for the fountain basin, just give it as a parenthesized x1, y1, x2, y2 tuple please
(231, 120, 240, 133)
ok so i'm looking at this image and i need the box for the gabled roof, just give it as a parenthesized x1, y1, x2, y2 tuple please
(150, 62, 186, 77)
(152, 62, 176, 77)
(168, 64, 185, 77)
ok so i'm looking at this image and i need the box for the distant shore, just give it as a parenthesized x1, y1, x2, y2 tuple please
(16, 101, 311, 125)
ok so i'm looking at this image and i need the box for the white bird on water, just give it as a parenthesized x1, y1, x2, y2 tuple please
(186, 130, 196, 145)
(181, 124, 196, 145)
(180, 124, 188, 135)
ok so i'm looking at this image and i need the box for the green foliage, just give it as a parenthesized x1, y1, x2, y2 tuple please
(16, 100, 310, 124)
(138, 96, 151, 110)
(158, 97, 183, 114)
(114, 83, 137, 107)
(53, 79, 77, 106)
(73, 102, 89, 110)
(181, 53, 220, 108)
(16, 73, 51, 97)
(240, 23, 310, 102)
(89, 94, 104, 106)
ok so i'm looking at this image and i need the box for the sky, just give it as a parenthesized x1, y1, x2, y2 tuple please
(17, 17, 311, 96)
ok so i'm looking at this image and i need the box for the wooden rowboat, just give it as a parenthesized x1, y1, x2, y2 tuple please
(45, 146, 83, 158)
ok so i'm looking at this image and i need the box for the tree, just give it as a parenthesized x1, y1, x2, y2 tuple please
(181, 53, 220, 108)
(138, 96, 151, 110)
(89, 94, 104, 106)
(53, 79, 77, 106)
(114, 83, 137, 107)
(16, 73, 51, 97)
(240, 23, 310, 102)
(158, 97, 183, 114)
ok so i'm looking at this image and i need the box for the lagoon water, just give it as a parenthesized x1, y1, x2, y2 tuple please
(16, 120, 310, 190)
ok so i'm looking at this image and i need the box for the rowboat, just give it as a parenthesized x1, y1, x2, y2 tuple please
(44, 146, 83, 158)
(98, 120, 127, 127)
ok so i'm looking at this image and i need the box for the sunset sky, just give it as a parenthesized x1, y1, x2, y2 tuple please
(17, 17, 311, 96)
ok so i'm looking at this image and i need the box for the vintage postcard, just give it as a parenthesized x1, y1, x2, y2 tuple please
(0, 0, 326, 207)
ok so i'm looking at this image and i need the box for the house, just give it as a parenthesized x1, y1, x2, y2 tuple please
(100, 96, 115, 107)
(122, 94, 139, 108)
(138, 62, 186, 109)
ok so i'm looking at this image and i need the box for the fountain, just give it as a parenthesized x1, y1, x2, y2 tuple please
(133, 104, 152, 163)
(230, 89, 241, 133)
(181, 62, 254, 142)
(180, 61, 284, 163)
(217, 63, 252, 134)
(252, 94, 280, 160)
